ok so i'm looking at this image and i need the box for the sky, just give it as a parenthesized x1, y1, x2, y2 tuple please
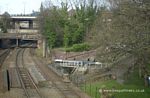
(0, 0, 61, 15)
(0, 0, 107, 15)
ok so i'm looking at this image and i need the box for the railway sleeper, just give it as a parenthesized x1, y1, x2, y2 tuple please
(23, 81, 34, 88)
(18, 71, 35, 88)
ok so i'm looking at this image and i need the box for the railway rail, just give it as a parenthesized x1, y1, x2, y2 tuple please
(15, 48, 43, 98)
(30, 48, 81, 98)
(0, 49, 10, 68)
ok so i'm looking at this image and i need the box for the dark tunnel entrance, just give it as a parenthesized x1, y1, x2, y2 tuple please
(19, 39, 37, 48)
(0, 39, 38, 49)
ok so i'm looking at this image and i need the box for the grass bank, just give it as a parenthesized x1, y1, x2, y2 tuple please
(81, 69, 150, 98)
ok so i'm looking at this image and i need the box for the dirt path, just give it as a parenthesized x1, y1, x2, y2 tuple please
(52, 49, 96, 61)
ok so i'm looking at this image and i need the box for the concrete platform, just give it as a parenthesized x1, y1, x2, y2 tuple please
(9, 68, 21, 88)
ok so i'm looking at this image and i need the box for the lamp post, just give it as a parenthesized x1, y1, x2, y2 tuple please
(16, 21, 20, 47)
(23, 2, 26, 15)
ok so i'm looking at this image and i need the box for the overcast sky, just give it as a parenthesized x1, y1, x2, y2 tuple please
(0, 0, 62, 15)
(0, 0, 106, 15)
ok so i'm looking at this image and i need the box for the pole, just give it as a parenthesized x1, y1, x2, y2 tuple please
(23, 2, 26, 15)
(16, 38, 18, 47)
(43, 39, 46, 57)
(90, 83, 91, 95)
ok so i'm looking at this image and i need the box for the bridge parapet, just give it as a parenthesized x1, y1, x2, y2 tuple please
(0, 33, 41, 40)
(7, 29, 39, 34)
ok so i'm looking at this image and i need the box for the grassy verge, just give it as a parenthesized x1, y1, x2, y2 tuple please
(65, 43, 91, 52)
(35, 48, 43, 57)
(81, 69, 150, 98)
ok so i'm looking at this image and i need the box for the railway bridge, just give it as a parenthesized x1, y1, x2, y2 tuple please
(53, 59, 103, 74)
(0, 15, 44, 49)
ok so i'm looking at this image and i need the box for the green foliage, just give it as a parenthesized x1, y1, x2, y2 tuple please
(47, 31, 56, 48)
(65, 43, 90, 52)
(0, 12, 11, 33)
(0, 21, 7, 33)
(39, 0, 99, 49)
(43, 16, 57, 48)
(64, 25, 71, 48)
(72, 23, 85, 44)
(82, 78, 150, 98)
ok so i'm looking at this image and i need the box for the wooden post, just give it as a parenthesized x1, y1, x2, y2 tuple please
(139, 64, 142, 78)
(43, 39, 46, 57)
(144, 74, 148, 87)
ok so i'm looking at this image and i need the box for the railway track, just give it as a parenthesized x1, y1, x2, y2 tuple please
(0, 49, 11, 92)
(0, 49, 10, 68)
(16, 48, 43, 98)
(30, 49, 81, 98)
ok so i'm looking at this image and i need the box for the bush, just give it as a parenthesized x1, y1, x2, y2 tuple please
(65, 43, 90, 52)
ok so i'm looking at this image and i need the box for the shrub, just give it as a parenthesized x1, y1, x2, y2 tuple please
(65, 43, 90, 52)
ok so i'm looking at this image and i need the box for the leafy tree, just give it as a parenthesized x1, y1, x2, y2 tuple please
(63, 24, 70, 48)
(47, 31, 56, 48)
(0, 12, 11, 33)
(89, 0, 150, 77)
(38, 0, 100, 49)
(72, 23, 84, 44)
